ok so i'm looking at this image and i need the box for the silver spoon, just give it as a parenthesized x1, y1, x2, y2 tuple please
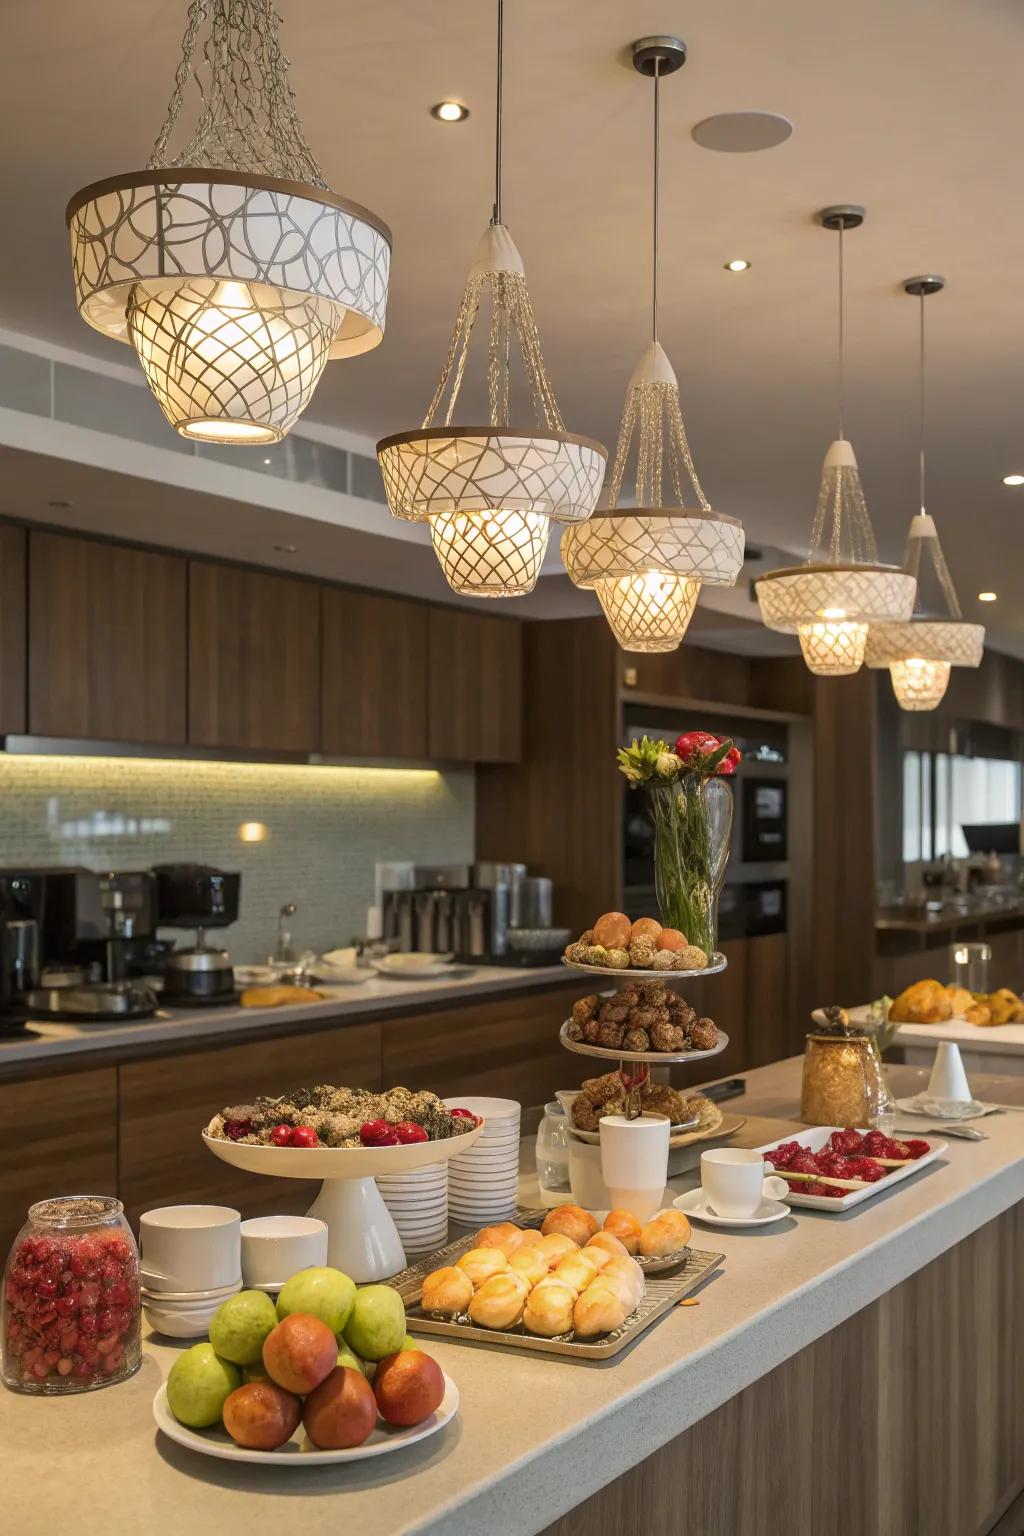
(893, 1124, 987, 1141)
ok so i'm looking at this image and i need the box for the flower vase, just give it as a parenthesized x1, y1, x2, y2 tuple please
(648, 773, 733, 955)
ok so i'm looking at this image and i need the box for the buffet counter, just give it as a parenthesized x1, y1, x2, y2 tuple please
(895, 1016, 1024, 1076)
(3, 1059, 1022, 1536)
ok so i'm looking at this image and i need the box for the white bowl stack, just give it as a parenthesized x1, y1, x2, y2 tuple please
(445, 1096, 522, 1226)
(376, 1162, 449, 1254)
(139, 1204, 242, 1339)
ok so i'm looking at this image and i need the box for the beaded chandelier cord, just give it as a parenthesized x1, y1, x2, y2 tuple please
(864, 277, 983, 709)
(376, 0, 606, 598)
(562, 37, 743, 653)
(67, 0, 391, 444)
(755, 208, 916, 675)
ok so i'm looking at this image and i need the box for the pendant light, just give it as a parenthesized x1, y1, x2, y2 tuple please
(562, 37, 744, 653)
(376, 0, 607, 598)
(756, 208, 916, 674)
(67, 0, 391, 444)
(865, 277, 984, 709)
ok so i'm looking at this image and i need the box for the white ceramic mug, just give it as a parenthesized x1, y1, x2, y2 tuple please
(700, 1149, 789, 1219)
(139, 1205, 241, 1292)
(240, 1215, 328, 1287)
(599, 1113, 670, 1223)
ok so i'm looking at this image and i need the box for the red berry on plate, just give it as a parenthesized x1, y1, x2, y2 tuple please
(905, 1139, 931, 1158)
(359, 1119, 399, 1146)
(224, 1119, 256, 1141)
(290, 1125, 319, 1148)
(270, 1124, 294, 1147)
(394, 1121, 428, 1144)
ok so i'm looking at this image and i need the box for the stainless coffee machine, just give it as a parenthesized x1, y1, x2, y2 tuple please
(377, 861, 556, 962)
(153, 863, 241, 1005)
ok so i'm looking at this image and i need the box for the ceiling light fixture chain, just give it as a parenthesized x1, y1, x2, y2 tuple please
(146, 0, 328, 187)
(493, 0, 504, 224)
(837, 215, 845, 439)
(652, 58, 661, 344)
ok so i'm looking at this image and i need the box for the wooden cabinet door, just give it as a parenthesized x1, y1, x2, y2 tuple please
(427, 607, 522, 762)
(188, 561, 321, 751)
(322, 587, 427, 757)
(28, 531, 186, 742)
(118, 1021, 381, 1231)
(0, 1068, 118, 1255)
(0, 523, 26, 732)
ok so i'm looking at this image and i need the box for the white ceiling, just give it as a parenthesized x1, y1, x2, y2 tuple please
(0, 0, 1021, 652)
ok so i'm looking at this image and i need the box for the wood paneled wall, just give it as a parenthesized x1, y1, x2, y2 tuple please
(0, 523, 26, 732)
(541, 1200, 1024, 1536)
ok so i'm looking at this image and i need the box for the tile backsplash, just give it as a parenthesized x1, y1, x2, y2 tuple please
(0, 755, 475, 962)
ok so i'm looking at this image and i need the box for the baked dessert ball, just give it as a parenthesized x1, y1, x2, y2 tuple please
(586, 1230, 630, 1262)
(601, 1255, 646, 1309)
(553, 1250, 602, 1296)
(523, 1278, 576, 1337)
(541, 1204, 600, 1245)
(534, 1233, 580, 1270)
(422, 1265, 474, 1316)
(457, 1247, 510, 1287)
(638, 1208, 691, 1257)
(572, 1281, 629, 1338)
(508, 1246, 549, 1286)
(468, 1271, 530, 1330)
(603, 1209, 641, 1254)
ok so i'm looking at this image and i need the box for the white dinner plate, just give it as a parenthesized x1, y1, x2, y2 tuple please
(153, 1374, 459, 1465)
(673, 1189, 790, 1228)
(754, 1127, 947, 1211)
(894, 1094, 988, 1120)
(371, 954, 471, 980)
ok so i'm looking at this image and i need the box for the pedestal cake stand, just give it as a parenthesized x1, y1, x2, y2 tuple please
(202, 1122, 484, 1283)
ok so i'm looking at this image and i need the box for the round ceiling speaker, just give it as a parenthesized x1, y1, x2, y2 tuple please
(691, 112, 793, 152)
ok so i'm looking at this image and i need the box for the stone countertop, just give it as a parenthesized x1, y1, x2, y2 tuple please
(894, 1017, 1024, 1055)
(0, 963, 578, 1073)
(875, 901, 1024, 935)
(3, 1059, 1023, 1536)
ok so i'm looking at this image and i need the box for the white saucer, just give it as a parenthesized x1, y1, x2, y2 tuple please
(673, 1189, 789, 1228)
(895, 1094, 988, 1120)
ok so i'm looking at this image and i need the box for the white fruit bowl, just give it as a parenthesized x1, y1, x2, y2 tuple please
(202, 1122, 483, 1283)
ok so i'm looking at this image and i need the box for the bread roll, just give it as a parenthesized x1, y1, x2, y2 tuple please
(572, 1280, 629, 1338)
(581, 1244, 611, 1271)
(476, 1223, 522, 1254)
(508, 1246, 549, 1286)
(601, 1255, 646, 1308)
(588, 1269, 637, 1314)
(457, 1246, 510, 1288)
(638, 1208, 691, 1257)
(421, 1266, 474, 1316)
(523, 1278, 576, 1337)
(534, 1233, 579, 1269)
(512, 1229, 544, 1251)
(586, 1230, 629, 1262)
(468, 1271, 530, 1330)
(553, 1249, 602, 1295)
(541, 1203, 600, 1246)
(603, 1209, 641, 1254)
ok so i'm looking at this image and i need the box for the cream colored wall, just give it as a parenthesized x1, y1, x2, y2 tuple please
(0, 755, 475, 962)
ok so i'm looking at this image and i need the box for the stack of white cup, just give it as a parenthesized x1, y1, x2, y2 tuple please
(376, 1164, 449, 1254)
(139, 1205, 241, 1338)
(445, 1096, 522, 1225)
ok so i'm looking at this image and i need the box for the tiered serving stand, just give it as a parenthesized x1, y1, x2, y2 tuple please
(202, 1121, 484, 1282)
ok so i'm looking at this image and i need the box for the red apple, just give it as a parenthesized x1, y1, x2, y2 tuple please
(262, 1313, 337, 1395)
(373, 1349, 445, 1426)
(302, 1366, 377, 1449)
(223, 1381, 301, 1450)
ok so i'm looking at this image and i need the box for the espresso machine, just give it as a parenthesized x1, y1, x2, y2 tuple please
(153, 863, 241, 1005)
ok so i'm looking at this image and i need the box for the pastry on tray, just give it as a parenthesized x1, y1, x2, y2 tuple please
(563, 913, 710, 972)
(565, 987, 720, 1057)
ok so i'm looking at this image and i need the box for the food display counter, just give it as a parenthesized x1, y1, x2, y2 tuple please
(2, 1058, 1022, 1536)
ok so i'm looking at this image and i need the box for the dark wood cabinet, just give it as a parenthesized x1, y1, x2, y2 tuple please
(188, 560, 321, 751)
(28, 531, 187, 743)
(322, 587, 427, 758)
(0, 523, 26, 733)
(428, 606, 522, 762)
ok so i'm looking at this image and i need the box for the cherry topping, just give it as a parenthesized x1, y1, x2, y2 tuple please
(270, 1124, 294, 1147)
(394, 1121, 428, 1144)
(289, 1125, 319, 1148)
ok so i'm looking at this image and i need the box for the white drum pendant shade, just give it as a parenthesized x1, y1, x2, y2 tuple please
(67, 2, 390, 443)
(377, 222, 606, 598)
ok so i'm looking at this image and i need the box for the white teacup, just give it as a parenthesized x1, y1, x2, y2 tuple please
(599, 1113, 670, 1223)
(701, 1148, 789, 1219)
(140, 1204, 241, 1293)
(240, 1215, 328, 1287)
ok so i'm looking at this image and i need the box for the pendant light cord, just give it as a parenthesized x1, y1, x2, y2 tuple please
(652, 60, 661, 343)
(918, 291, 927, 516)
(837, 218, 845, 439)
(493, 0, 504, 224)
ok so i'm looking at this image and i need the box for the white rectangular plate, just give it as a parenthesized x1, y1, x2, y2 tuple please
(754, 1126, 947, 1211)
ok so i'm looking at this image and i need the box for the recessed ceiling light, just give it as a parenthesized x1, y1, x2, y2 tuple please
(724, 258, 751, 272)
(692, 112, 793, 153)
(978, 591, 997, 602)
(274, 543, 298, 554)
(431, 100, 469, 123)
(1002, 473, 1024, 486)
(263, 457, 272, 465)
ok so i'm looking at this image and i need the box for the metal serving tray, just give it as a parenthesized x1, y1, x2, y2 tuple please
(391, 1216, 724, 1360)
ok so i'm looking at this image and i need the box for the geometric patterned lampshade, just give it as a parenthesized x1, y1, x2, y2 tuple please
(429, 507, 550, 598)
(889, 657, 951, 710)
(595, 571, 700, 652)
(67, 1, 390, 444)
(798, 619, 869, 676)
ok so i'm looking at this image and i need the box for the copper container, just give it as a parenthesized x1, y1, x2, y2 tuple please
(800, 1034, 875, 1125)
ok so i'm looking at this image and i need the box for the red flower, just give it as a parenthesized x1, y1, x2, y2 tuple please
(673, 731, 742, 776)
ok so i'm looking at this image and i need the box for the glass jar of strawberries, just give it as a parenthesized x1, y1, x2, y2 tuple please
(2, 1195, 141, 1394)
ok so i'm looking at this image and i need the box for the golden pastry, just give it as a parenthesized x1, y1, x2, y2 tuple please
(534, 1233, 579, 1269)
(241, 984, 323, 1008)
(944, 985, 975, 1018)
(601, 1255, 646, 1308)
(888, 980, 952, 1025)
(572, 1281, 629, 1338)
(421, 1266, 474, 1316)
(475, 1223, 521, 1251)
(512, 1229, 544, 1251)
(603, 1209, 641, 1254)
(468, 1271, 530, 1330)
(586, 1231, 629, 1262)
(523, 1278, 576, 1337)
(590, 1269, 638, 1313)
(553, 1250, 602, 1295)
(457, 1247, 510, 1288)
(638, 1209, 691, 1258)
(581, 1244, 611, 1271)
(541, 1204, 600, 1245)
(508, 1246, 549, 1286)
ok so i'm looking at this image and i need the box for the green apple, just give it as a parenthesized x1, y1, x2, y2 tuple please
(341, 1284, 406, 1362)
(401, 1333, 416, 1352)
(209, 1289, 278, 1365)
(276, 1266, 356, 1336)
(335, 1344, 366, 1376)
(242, 1360, 271, 1384)
(166, 1343, 241, 1428)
